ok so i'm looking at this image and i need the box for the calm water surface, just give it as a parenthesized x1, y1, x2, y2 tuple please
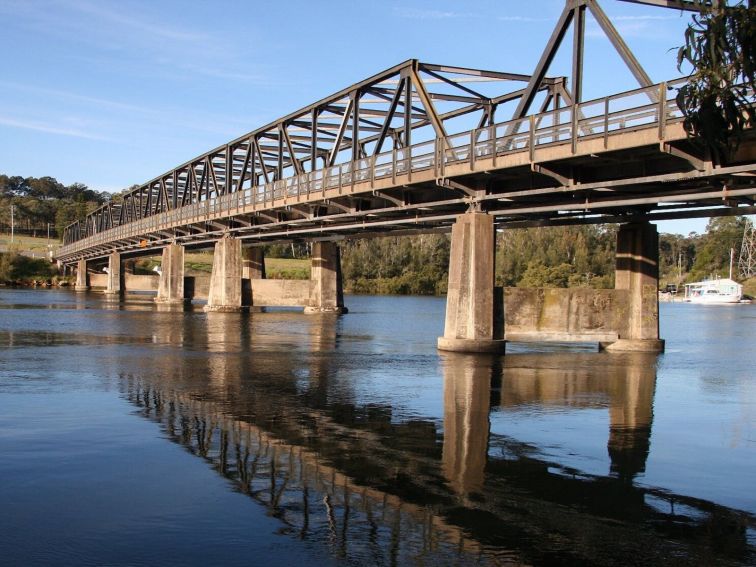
(0, 289, 754, 566)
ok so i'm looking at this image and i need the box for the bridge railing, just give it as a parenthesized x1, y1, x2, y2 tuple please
(61, 80, 692, 258)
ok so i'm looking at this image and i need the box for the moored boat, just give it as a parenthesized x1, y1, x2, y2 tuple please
(683, 278, 743, 304)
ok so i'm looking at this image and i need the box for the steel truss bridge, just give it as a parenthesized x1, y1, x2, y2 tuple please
(58, 0, 755, 264)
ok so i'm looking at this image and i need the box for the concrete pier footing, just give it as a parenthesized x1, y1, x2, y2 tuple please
(155, 244, 186, 305)
(304, 241, 347, 314)
(74, 259, 89, 292)
(104, 252, 122, 296)
(604, 222, 664, 353)
(205, 236, 244, 312)
(438, 212, 505, 354)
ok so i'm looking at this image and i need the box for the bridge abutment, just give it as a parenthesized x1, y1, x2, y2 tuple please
(74, 259, 89, 292)
(155, 244, 186, 305)
(604, 222, 664, 353)
(305, 241, 346, 314)
(104, 252, 123, 296)
(205, 236, 244, 312)
(438, 213, 505, 354)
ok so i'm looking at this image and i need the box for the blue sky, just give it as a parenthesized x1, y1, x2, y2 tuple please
(0, 0, 725, 234)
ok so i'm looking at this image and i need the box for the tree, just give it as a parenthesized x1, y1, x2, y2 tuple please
(689, 216, 747, 280)
(676, 1, 756, 163)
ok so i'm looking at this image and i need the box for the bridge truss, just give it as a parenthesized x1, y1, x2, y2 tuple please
(59, 0, 755, 263)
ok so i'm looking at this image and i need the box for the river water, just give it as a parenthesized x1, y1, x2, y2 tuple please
(0, 289, 754, 566)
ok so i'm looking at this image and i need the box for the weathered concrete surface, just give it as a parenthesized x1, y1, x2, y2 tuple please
(155, 244, 185, 304)
(184, 275, 210, 300)
(606, 223, 664, 353)
(105, 252, 122, 295)
(91, 273, 160, 293)
(74, 259, 89, 292)
(89, 273, 107, 288)
(305, 241, 346, 314)
(205, 236, 243, 312)
(251, 279, 312, 307)
(438, 213, 504, 353)
(504, 288, 628, 343)
(125, 274, 160, 292)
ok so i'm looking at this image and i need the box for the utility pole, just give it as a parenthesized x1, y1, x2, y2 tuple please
(729, 247, 734, 280)
(10, 204, 14, 244)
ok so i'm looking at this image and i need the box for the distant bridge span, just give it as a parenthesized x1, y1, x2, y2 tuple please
(58, 0, 755, 354)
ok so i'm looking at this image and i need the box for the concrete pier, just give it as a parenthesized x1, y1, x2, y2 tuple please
(605, 223, 664, 353)
(104, 252, 122, 296)
(305, 241, 346, 314)
(205, 236, 243, 312)
(243, 247, 266, 311)
(74, 259, 89, 292)
(242, 247, 266, 280)
(438, 212, 504, 353)
(155, 244, 186, 305)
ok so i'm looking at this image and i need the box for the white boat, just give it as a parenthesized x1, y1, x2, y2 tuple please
(683, 278, 743, 304)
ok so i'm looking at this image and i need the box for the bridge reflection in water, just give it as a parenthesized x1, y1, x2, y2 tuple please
(120, 314, 752, 565)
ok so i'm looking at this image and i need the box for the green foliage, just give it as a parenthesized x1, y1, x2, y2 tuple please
(688, 216, 748, 280)
(340, 234, 450, 295)
(0, 250, 58, 281)
(1, 173, 110, 239)
(743, 276, 756, 298)
(496, 225, 616, 288)
(263, 242, 309, 259)
(676, 2, 756, 162)
(659, 232, 699, 283)
(518, 260, 573, 288)
(334, 226, 617, 295)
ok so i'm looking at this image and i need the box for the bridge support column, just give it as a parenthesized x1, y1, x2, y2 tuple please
(243, 247, 265, 311)
(155, 244, 186, 305)
(74, 259, 89, 292)
(305, 241, 346, 314)
(242, 247, 266, 280)
(438, 212, 505, 353)
(605, 222, 664, 353)
(104, 252, 123, 296)
(205, 236, 243, 312)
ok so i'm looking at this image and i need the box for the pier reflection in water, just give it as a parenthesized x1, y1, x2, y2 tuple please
(119, 311, 753, 566)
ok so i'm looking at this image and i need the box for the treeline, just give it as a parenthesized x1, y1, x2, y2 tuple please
(267, 217, 752, 295)
(0, 174, 111, 237)
(2, 172, 750, 294)
(658, 216, 750, 284)
(265, 225, 618, 294)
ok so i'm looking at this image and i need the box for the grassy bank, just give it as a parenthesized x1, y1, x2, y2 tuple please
(0, 234, 58, 256)
(135, 254, 311, 279)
